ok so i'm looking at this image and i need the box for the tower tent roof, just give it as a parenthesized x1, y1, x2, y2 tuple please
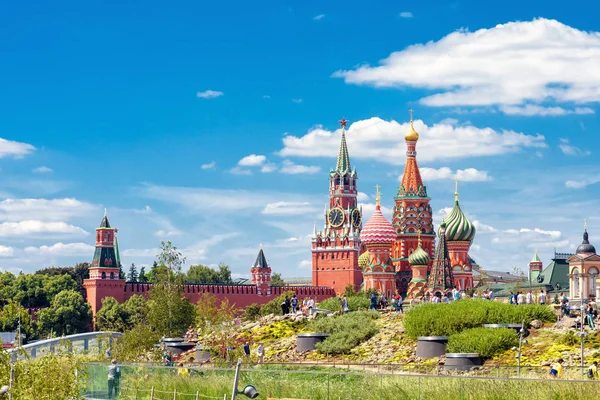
(100, 209, 111, 228)
(335, 119, 352, 175)
(253, 246, 269, 269)
(531, 250, 541, 263)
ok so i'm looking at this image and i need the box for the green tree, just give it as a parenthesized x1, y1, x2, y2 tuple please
(157, 240, 186, 280)
(270, 273, 286, 287)
(147, 283, 196, 336)
(96, 297, 127, 331)
(13, 274, 49, 308)
(196, 292, 237, 332)
(0, 300, 36, 341)
(138, 266, 148, 283)
(37, 290, 92, 336)
(43, 274, 78, 304)
(122, 294, 148, 327)
(72, 262, 90, 288)
(0, 272, 17, 305)
(127, 263, 138, 282)
(186, 263, 233, 284)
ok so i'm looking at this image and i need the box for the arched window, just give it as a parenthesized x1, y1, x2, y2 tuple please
(101, 272, 106, 279)
(110, 272, 115, 279)
(589, 267, 599, 295)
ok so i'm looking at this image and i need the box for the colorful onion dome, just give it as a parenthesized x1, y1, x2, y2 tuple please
(405, 120, 419, 142)
(440, 190, 475, 242)
(360, 205, 396, 245)
(409, 244, 430, 266)
(358, 251, 369, 268)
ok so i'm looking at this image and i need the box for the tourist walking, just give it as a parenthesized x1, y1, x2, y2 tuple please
(341, 295, 349, 314)
(548, 359, 564, 378)
(395, 294, 403, 313)
(243, 342, 251, 358)
(539, 290, 546, 305)
(526, 291, 533, 305)
(107, 359, 121, 400)
(509, 291, 515, 304)
(517, 292, 525, 305)
(291, 294, 298, 313)
(588, 361, 598, 379)
(256, 344, 264, 364)
(369, 292, 378, 310)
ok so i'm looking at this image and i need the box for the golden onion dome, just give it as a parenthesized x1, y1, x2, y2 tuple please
(358, 251, 369, 269)
(405, 121, 419, 141)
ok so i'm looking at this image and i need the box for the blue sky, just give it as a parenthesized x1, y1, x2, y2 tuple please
(1, 0, 599, 278)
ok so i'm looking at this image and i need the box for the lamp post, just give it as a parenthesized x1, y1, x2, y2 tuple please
(231, 358, 259, 400)
(514, 320, 528, 376)
(577, 304, 588, 376)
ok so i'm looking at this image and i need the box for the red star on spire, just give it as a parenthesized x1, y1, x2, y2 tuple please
(339, 118, 349, 129)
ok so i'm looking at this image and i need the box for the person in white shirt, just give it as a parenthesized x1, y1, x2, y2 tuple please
(526, 291, 533, 304)
(517, 292, 525, 305)
(539, 290, 547, 305)
(461, 291, 467, 299)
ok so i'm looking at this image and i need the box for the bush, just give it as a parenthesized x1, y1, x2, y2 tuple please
(307, 311, 379, 354)
(404, 300, 556, 339)
(318, 296, 370, 313)
(557, 331, 579, 346)
(447, 327, 519, 359)
(243, 303, 262, 321)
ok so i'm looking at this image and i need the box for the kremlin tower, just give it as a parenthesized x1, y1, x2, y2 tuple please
(83, 210, 126, 320)
(529, 250, 543, 283)
(251, 245, 272, 295)
(392, 111, 435, 295)
(311, 119, 363, 294)
(442, 181, 476, 290)
(359, 186, 397, 298)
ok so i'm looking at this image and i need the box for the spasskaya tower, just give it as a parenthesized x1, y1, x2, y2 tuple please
(311, 118, 363, 294)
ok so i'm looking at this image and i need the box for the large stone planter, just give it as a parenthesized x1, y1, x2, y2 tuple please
(296, 333, 329, 352)
(162, 338, 195, 356)
(444, 353, 482, 371)
(416, 336, 449, 358)
(195, 346, 211, 363)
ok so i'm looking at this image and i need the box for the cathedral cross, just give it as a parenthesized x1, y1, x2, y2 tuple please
(408, 109, 414, 122)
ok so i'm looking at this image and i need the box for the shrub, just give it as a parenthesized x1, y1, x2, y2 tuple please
(557, 331, 579, 346)
(447, 327, 519, 359)
(243, 304, 262, 321)
(307, 311, 379, 354)
(404, 300, 556, 339)
(318, 296, 370, 313)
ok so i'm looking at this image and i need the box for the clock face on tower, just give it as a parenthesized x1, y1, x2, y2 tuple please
(328, 207, 345, 228)
(351, 208, 362, 229)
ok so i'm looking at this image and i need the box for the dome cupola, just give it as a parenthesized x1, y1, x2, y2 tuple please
(576, 220, 596, 255)
(408, 231, 430, 266)
(441, 182, 476, 242)
(404, 110, 419, 142)
(360, 185, 396, 245)
(358, 251, 369, 269)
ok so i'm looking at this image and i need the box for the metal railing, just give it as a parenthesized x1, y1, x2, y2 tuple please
(9, 331, 122, 359)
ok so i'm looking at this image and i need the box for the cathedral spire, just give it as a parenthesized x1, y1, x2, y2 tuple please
(375, 184, 381, 208)
(398, 110, 425, 197)
(335, 118, 351, 174)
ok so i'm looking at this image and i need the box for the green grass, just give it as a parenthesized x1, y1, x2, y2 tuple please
(83, 363, 600, 400)
(404, 300, 556, 339)
(307, 311, 379, 354)
(447, 328, 519, 359)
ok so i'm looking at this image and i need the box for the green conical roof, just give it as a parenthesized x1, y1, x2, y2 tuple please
(531, 250, 541, 263)
(335, 129, 351, 174)
(409, 244, 430, 266)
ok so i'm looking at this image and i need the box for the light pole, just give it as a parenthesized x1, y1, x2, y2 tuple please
(231, 358, 259, 400)
(577, 304, 588, 376)
(514, 320, 528, 376)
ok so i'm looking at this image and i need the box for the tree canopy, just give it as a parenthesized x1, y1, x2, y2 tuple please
(186, 263, 232, 284)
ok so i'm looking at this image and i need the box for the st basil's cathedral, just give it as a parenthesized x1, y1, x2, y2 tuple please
(311, 113, 477, 298)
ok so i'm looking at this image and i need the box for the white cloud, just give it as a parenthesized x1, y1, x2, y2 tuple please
(263, 95, 271, 99)
(559, 138, 591, 156)
(279, 160, 321, 174)
(399, 11, 413, 18)
(201, 161, 216, 170)
(417, 167, 491, 182)
(565, 177, 600, 189)
(313, 14, 325, 20)
(333, 19, 600, 112)
(357, 192, 370, 202)
(32, 166, 53, 174)
(0, 246, 14, 257)
(261, 202, 318, 216)
(0, 221, 88, 237)
(292, 99, 303, 104)
(359, 202, 394, 222)
(0, 138, 35, 158)
(24, 242, 95, 256)
(472, 220, 497, 233)
(228, 167, 252, 175)
(260, 163, 277, 173)
(238, 154, 266, 167)
(196, 90, 224, 99)
(501, 105, 595, 116)
(0, 198, 97, 221)
(298, 260, 312, 270)
(280, 117, 545, 164)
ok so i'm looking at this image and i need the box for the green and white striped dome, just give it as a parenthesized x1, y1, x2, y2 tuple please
(440, 198, 475, 242)
(408, 244, 430, 266)
(358, 251, 369, 269)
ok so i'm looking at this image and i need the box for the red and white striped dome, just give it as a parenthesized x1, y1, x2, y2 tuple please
(360, 205, 396, 245)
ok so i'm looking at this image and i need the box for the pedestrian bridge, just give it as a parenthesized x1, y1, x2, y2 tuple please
(9, 331, 122, 359)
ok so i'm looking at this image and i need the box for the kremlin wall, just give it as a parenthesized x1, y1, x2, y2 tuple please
(84, 113, 598, 323)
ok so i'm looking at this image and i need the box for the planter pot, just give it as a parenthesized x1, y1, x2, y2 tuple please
(444, 353, 482, 371)
(296, 333, 330, 352)
(161, 338, 195, 356)
(416, 336, 449, 359)
(195, 346, 211, 363)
